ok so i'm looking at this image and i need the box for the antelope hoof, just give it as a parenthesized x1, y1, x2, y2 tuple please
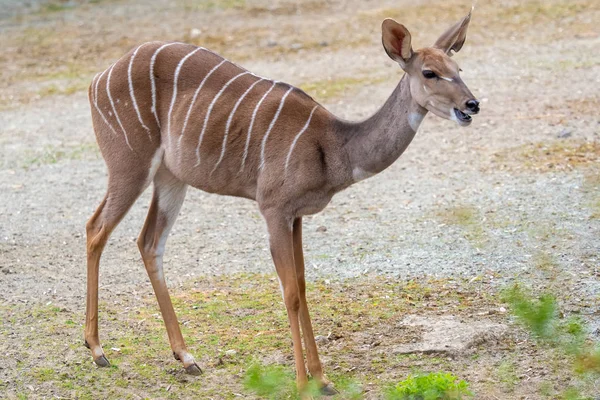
(320, 382, 339, 396)
(94, 354, 110, 368)
(185, 362, 202, 376)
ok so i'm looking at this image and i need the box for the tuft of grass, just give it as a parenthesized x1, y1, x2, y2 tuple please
(243, 363, 321, 399)
(501, 284, 557, 339)
(178, 0, 245, 11)
(299, 75, 388, 101)
(436, 205, 487, 248)
(496, 360, 519, 393)
(533, 252, 559, 274)
(384, 372, 473, 400)
(502, 284, 599, 380)
(495, 141, 600, 173)
(21, 143, 100, 168)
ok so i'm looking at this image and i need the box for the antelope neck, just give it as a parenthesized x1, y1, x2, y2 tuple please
(337, 74, 427, 182)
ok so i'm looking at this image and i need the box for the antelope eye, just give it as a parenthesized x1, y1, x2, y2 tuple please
(422, 70, 437, 79)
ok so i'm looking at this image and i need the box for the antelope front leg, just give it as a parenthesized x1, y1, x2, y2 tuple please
(264, 212, 309, 395)
(292, 218, 337, 395)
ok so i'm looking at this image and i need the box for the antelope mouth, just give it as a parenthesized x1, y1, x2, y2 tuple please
(453, 108, 472, 126)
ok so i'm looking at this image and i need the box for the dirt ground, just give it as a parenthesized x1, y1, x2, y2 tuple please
(1, 0, 599, 399)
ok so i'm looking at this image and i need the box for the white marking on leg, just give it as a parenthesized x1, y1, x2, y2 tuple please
(194, 71, 250, 167)
(147, 148, 164, 185)
(107, 64, 133, 150)
(178, 59, 228, 153)
(128, 43, 153, 141)
(284, 105, 318, 173)
(154, 178, 188, 282)
(211, 78, 265, 175)
(408, 110, 426, 132)
(150, 42, 180, 129)
(239, 81, 277, 172)
(167, 47, 203, 150)
(259, 86, 294, 170)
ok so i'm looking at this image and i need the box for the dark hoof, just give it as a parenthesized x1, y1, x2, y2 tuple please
(185, 362, 202, 376)
(320, 383, 339, 396)
(94, 354, 110, 368)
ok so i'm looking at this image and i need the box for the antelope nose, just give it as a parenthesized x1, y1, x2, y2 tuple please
(466, 99, 480, 114)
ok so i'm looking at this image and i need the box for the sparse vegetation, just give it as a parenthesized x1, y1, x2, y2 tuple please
(494, 141, 600, 173)
(502, 284, 600, 398)
(300, 75, 389, 101)
(435, 205, 487, 248)
(384, 372, 472, 400)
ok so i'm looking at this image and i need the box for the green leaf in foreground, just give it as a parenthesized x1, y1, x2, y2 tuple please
(243, 363, 321, 399)
(384, 372, 473, 400)
(501, 284, 557, 339)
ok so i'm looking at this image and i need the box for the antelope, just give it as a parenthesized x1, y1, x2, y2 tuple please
(85, 10, 479, 396)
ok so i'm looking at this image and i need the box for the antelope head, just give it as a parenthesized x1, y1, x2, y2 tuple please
(382, 10, 480, 126)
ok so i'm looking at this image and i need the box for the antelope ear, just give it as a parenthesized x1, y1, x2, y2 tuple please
(382, 19, 413, 69)
(434, 9, 472, 56)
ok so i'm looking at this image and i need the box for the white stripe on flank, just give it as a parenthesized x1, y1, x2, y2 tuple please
(211, 78, 265, 175)
(239, 81, 277, 172)
(167, 47, 203, 150)
(284, 105, 318, 172)
(91, 72, 100, 103)
(128, 43, 152, 141)
(259, 86, 294, 170)
(106, 64, 133, 150)
(179, 59, 227, 144)
(150, 42, 180, 129)
(194, 71, 250, 166)
(92, 68, 118, 136)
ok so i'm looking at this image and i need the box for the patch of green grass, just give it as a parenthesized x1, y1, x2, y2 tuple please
(533, 252, 559, 274)
(22, 143, 100, 168)
(299, 75, 388, 102)
(31, 367, 56, 382)
(178, 0, 245, 11)
(496, 360, 519, 393)
(436, 205, 487, 248)
(243, 363, 303, 399)
(502, 284, 599, 397)
(384, 372, 473, 399)
(2, 273, 572, 399)
(496, 141, 600, 173)
(502, 284, 558, 338)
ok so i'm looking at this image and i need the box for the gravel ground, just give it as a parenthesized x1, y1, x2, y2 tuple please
(1, 0, 599, 398)
(0, 0, 599, 388)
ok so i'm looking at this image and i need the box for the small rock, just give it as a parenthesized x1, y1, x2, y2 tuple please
(266, 40, 278, 47)
(319, 41, 329, 47)
(316, 226, 327, 233)
(189, 28, 202, 39)
(314, 335, 328, 344)
(224, 349, 237, 356)
(557, 129, 572, 138)
(290, 43, 303, 50)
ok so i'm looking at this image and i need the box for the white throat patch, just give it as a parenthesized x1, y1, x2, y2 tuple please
(352, 167, 376, 182)
(408, 111, 426, 132)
